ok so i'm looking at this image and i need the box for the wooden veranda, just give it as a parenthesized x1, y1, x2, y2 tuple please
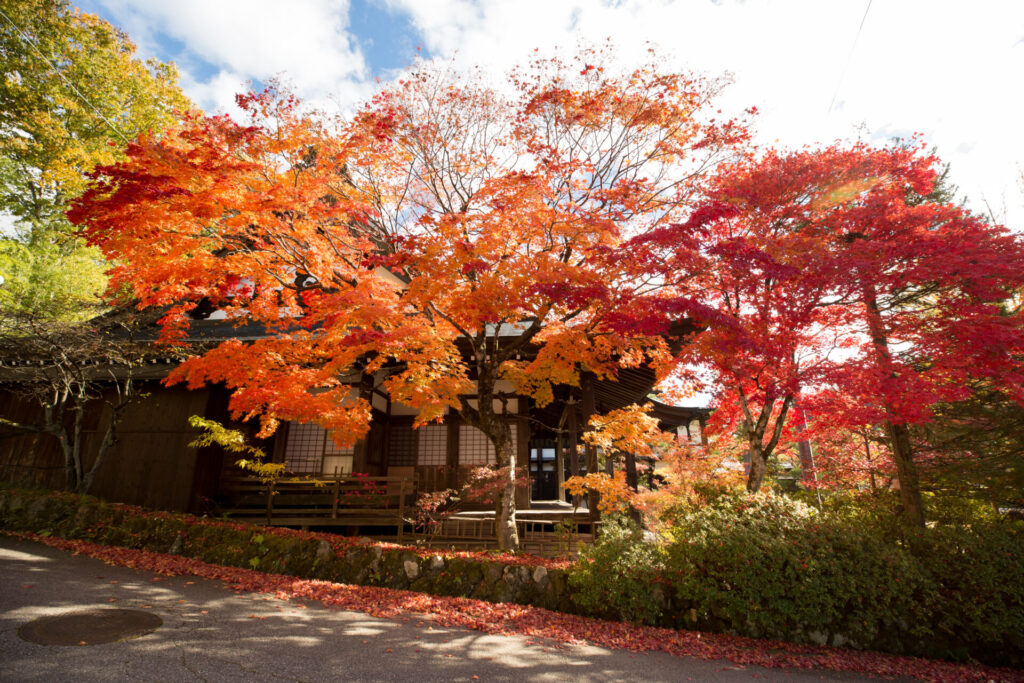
(215, 473, 596, 554)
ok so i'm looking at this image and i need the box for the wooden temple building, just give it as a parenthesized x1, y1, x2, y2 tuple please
(0, 314, 709, 536)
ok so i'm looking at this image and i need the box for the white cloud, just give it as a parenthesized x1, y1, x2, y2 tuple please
(386, 0, 1024, 227)
(93, 0, 371, 116)
(92, 0, 1024, 227)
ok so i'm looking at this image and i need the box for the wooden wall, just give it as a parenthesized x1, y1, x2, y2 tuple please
(0, 383, 218, 512)
(0, 390, 67, 491)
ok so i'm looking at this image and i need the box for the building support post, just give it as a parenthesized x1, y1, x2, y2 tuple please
(567, 396, 580, 507)
(352, 373, 374, 473)
(580, 372, 599, 521)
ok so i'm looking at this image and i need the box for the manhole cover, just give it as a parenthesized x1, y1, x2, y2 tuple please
(19, 608, 162, 646)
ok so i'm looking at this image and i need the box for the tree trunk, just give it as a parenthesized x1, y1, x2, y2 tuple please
(493, 437, 520, 551)
(71, 401, 85, 491)
(57, 426, 77, 491)
(885, 420, 926, 527)
(746, 443, 769, 492)
(81, 394, 128, 494)
(81, 417, 114, 494)
(863, 431, 879, 492)
(469, 367, 520, 551)
(738, 390, 792, 493)
(861, 284, 926, 528)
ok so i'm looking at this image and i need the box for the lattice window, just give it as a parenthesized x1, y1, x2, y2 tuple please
(417, 424, 447, 466)
(459, 424, 516, 465)
(388, 422, 418, 466)
(283, 423, 325, 474)
(324, 430, 354, 456)
(283, 423, 353, 475)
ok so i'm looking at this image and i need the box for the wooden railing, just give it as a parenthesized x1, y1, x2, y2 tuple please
(404, 517, 597, 557)
(218, 474, 415, 539)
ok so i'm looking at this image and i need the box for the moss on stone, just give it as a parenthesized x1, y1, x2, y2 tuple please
(0, 487, 573, 614)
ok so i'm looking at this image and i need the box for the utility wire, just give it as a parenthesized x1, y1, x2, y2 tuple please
(0, 7, 131, 144)
(827, 0, 873, 114)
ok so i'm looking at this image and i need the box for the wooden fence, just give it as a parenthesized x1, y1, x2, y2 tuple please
(218, 474, 415, 539)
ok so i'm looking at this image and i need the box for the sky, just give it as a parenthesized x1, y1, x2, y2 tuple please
(74, 0, 1024, 227)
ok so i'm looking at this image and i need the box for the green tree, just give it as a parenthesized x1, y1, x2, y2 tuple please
(0, 0, 192, 319)
(916, 384, 1024, 511)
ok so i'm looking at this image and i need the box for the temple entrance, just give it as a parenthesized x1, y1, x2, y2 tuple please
(528, 438, 558, 500)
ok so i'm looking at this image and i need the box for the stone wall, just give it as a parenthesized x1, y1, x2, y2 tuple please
(0, 487, 573, 612)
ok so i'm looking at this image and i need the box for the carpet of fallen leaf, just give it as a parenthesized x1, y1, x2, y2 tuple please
(6, 530, 1021, 683)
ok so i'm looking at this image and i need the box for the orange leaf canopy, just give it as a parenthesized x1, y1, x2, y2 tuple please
(71, 51, 747, 447)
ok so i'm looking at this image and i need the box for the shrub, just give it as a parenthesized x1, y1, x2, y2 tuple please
(568, 515, 666, 625)
(906, 522, 1024, 664)
(920, 492, 1004, 527)
(662, 491, 932, 649)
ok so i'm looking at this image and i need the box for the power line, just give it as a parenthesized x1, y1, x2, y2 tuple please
(0, 7, 131, 144)
(827, 0, 873, 115)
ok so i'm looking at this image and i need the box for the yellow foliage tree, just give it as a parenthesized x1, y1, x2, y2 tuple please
(0, 0, 192, 319)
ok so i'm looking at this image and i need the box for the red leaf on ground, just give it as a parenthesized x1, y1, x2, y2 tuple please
(6, 530, 1021, 683)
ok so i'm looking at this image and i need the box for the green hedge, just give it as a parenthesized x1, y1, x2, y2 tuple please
(569, 516, 666, 626)
(6, 485, 1021, 667)
(0, 486, 572, 612)
(568, 492, 1024, 667)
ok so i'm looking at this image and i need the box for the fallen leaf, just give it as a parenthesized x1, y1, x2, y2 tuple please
(10, 529, 1016, 683)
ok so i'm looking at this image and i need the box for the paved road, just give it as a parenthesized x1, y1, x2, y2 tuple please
(0, 537, 876, 682)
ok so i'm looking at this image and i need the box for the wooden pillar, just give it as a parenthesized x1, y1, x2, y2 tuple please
(381, 393, 392, 470)
(352, 374, 374, 473)
(271, 423, 289, 464)
(555, 407, 566, 503)
(189, 385, 230, 513)
(699, 417, 710, 451)
(624, 450, 638, 491)
(516, 395, 531, 510)
(567, 397, 580, 506)
(445, 411, 460, 489)
(580, 373, 599, 520)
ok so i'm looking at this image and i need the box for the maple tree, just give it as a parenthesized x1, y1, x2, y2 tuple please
(811, 143, 1024, 525)
(640, 147, 871, 492)
(569, 402, 689, 521)
(71, 49, 746, 550)
(643, 143, 1024, 522)
(796, 422, 896, 493)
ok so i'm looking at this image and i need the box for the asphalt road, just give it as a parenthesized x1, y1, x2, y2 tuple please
(0, 536, 877, 682)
